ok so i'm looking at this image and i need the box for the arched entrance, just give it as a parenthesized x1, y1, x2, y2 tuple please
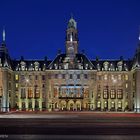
(60, 100, 67, 111)
(67, 100, 74, 111)
(76, 101, 81, 111)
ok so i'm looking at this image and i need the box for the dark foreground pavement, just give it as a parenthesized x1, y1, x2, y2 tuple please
(0, 112, 140, 139)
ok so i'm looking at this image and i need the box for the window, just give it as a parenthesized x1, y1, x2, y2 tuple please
(97, 91, 101, 98)
(111, 101, 115, 108)
(125, 83, 128, 89)
(111, 75, 114, 80)
(29, 102, 32, 109)
(118, 75, 121, 80)
(35, 100, 39, 108)
(42, 102, 46, 108)
(15, 74, 19, 80)
(22, 102, 25, 109)
(103, 89, 108, 99)
(110, 89, 116, 99)
(118, 101, 122, 109)
(21, 65, 25, 71)
(125, 75, 128, 80)
(104, 101, 108, 108)
(104, 74, 107, 80)
(28, 88, 33, 98)
(104, 61, 109, 71)
(117, 89, 123, 99)
(77, 74, 80, 79)
(117, 61, 123, 71)
(97, 101, 101, 108)
(35, 88, 40, 98)
(34, 62, 39, 71)
(42, 84, 45, 88)
(16, 83, 18, 88)
(42, 75, 45, 80)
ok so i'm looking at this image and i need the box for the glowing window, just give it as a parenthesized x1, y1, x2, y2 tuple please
(118, 75, 121, 80)
(15, 75, 19, 80)
(110, 89, 116, 99)
(104, 101, 108, 108)
(97, 101, 101, 108)
(118, 101, 122, 108)
(126, 83, 128, 88)
(111, 101, 115, 108)
(117, 89, 123, 99)
(16, 83, 18, 88)
(104, 75, 108, 80)
(103, 89, 108, 99)
(125, 75, 128, 80)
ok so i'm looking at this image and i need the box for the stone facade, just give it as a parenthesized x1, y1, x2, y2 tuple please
(0, 17, 140, 112)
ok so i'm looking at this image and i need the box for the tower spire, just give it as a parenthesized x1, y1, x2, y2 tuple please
(2, 28, 5, 42)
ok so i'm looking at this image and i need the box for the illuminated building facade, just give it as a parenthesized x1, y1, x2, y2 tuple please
(0, 17, 140, 112)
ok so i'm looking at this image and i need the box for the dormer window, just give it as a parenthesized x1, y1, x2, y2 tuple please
(20, 61, 26, 71)
(34, 61, 39, 71)
(117, 61, 123, 71)
(21, 65, 25, 71)
(103, 61, 109, 71)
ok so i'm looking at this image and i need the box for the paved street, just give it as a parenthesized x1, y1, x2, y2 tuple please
(0, 112, 140, 139)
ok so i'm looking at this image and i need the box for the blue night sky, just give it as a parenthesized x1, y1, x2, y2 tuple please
(0, 0, 140, 60)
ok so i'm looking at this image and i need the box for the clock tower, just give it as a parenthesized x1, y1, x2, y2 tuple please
(65, 16, 78, 58)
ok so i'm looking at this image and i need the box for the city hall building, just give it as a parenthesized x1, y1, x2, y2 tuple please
(0, 17, 140, 112)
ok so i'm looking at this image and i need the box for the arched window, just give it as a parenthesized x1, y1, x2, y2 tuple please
(103, 61, 109, 71)
(118, 101, 122, 109)
(97, 101, 101, 108)
(117, 61, 123, 71)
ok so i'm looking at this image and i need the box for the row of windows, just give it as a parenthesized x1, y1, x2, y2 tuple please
(97, 89, 123, 99)
(21, 88, 45, 98)
(15, 73, 129, 81)
(97, 101, 123, 108)
(103, 89, 123, 99)
(48, 74, 88, 79)
(101, 74, 129, 81)
(21, 101, 46, 108)
(16, 75, 46, 81)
